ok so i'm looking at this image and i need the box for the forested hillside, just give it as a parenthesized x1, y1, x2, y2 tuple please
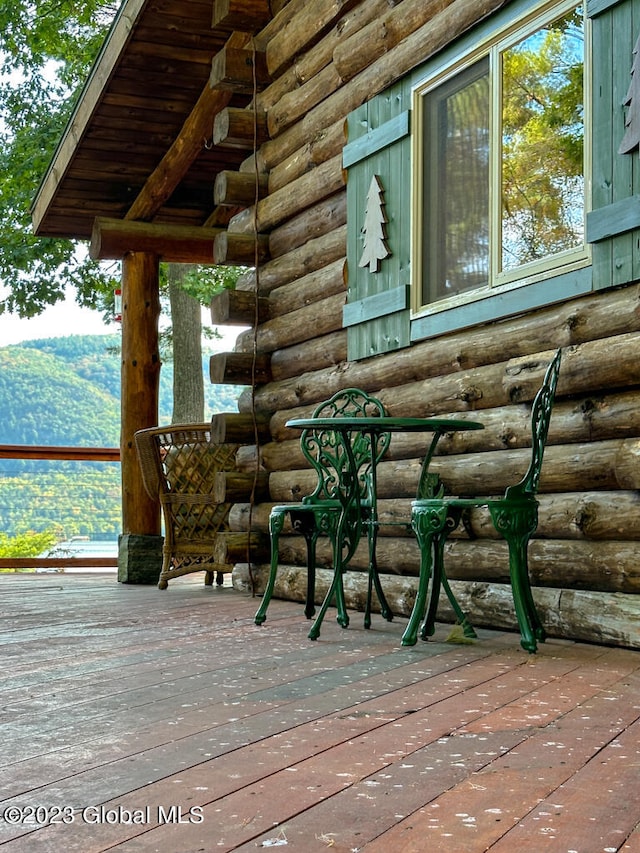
(0, 334, 241, 542)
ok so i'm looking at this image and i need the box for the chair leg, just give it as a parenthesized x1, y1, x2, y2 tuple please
(418, 508, 476, 641)
(254, 510, 286, 625)
(308, 514, 347, 640)
(298, 521, 319, 620)
(402, 504, 448, 646)
(490, 503, 543, 653)
(364, 520, 393, 629)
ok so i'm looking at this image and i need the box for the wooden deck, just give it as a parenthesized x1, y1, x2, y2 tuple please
(1, 572, 639, 853)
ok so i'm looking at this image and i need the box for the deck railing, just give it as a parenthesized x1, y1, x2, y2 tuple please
(0, 444, 120, 572)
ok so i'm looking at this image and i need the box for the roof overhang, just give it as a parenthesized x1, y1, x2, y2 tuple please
(31, 0, 255, 241)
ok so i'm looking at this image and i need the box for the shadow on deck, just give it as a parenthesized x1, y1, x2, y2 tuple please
(1, 573, 639, 852)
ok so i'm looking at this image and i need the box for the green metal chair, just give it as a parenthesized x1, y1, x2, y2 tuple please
(255, 388, 393, 636)
(402, 349, 562, 653)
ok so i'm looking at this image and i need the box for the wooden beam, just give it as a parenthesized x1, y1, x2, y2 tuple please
(213, 108, 269, 148)
(210, 351, 272, 384)
(210, 287, 270, 324)
(123, 32, 252, 223)
(214, 169, 269, 206)
(213, 231, 270, 265)
(90, 218, 222, 262)
(210, 45, 270, 94)
(213, 470, 270, 502)
(210, 411, 271, 444)
(124, 85, 233, 222)
(212, 0, 273, 31)
(212, 531, 271, 564)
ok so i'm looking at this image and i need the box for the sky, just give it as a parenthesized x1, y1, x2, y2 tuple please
(0, 289, 118, 346)
(0, 285, 244, 350)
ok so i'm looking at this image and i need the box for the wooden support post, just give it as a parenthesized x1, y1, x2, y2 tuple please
(210, 288, 270, 325)
(119, 251, 162, 583)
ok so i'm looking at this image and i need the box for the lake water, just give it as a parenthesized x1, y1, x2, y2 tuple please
(37, 538, 118, 573)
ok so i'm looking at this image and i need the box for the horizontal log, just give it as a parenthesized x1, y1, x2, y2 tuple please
(333, 0, 454, 81)
(268, 119, 345, 193)
(234, 224, 346, 295)
(268, 63, 343, 137)
(210, 411, 271, 445)
(212, 531, 270, 564)
(212, 0, 273, 31)
(248, 292, 345, 353)
(210, 46, 270, 94)
(265, 0, 359, 77)
(251, 532, 640, 594)
(269, 257, 346, 316)
(268, 192, 347, 258)
(235, 565, 640, 649)
(248, 304, 640, 414)
(209, 351, 272, 385)
(213, 470, 270, 503)
(268, 329, 347, 381)
(212, 108, 269, 149)
(266, 438, 640, 503)
(90, 218, 222, 262)
(229, 154, 346, 235)
(228, 490, 640, 543)
(209, 288, 270, 324)
(213, 232, 270, 265)
(214, 170, 269, 206)
(0, 557, 117, 569)
(264, 389, 640, 460)
(256, 0, 392, 118)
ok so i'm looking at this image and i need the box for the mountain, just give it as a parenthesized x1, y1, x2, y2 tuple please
(0, 334, 242, 542)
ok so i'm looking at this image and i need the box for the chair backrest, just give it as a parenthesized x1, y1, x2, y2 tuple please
(135, 424, 237, 498)
(300, 388, 389, 504)
(505, 348, 562, 500)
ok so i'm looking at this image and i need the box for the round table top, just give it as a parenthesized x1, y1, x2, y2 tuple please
(285, 416, 484, 433)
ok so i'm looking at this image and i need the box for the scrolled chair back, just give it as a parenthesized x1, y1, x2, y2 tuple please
(300, 388, 389, 504)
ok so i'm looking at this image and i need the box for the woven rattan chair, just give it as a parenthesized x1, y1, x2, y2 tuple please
(135, 424, 238, 589)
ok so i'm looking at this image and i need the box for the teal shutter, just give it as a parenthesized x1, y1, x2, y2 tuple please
(343, 81, 412, 361)
(587, 0, 640, 289)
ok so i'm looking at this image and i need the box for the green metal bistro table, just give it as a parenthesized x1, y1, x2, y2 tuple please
(285, 415, 484, 640)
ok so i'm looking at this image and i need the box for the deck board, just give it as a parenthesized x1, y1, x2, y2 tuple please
(0, 573, 638, 851)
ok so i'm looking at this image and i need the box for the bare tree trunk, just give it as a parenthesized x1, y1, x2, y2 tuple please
(167, 263, 204, 424)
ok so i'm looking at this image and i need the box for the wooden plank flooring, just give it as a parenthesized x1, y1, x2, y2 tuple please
(0, 572, 639, 852)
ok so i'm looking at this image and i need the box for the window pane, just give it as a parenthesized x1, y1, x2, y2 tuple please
(501, 6, 584, 272)
(423, 60, 490, 304)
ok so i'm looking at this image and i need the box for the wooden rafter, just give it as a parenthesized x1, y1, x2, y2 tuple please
(90, 217, 223, 262)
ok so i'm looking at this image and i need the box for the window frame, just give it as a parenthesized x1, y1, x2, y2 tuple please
(410, 0, 592, 322)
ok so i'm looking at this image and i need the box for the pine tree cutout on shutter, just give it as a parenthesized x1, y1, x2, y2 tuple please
(359, 175, 391, 272)
(620, 32, 640, 153)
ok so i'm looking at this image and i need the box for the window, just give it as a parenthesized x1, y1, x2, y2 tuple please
(415, 1, 588, 314)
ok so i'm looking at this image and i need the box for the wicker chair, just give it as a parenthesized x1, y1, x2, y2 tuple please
(135, 424, 238, 589)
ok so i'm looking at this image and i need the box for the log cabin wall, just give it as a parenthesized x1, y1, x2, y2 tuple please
(211, 0, 640, 649)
